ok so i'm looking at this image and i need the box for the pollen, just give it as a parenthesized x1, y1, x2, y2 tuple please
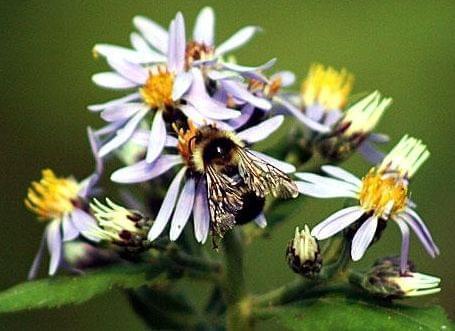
(174, 120, 199, 165)
(185, 41, 214, 68)
(301, 63, 354, 111)
(359, 169, 408, 218)
(249, 76, 282, 99)
(140, 66, 174, 109)
(25, 169, 80, 221)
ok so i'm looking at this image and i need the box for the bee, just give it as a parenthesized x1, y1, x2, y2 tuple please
(189, 125, 298, 238)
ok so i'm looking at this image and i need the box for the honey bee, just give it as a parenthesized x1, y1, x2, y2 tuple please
(189, 125, 298, 238)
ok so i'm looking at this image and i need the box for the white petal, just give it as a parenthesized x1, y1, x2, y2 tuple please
(237, 115, 284, 143)
(94, 43, 149, 63)
(271, 71, 295, 87)
(275, 97, 331, 133)
(100, 102, 143, 122)
(111, 155, 182, 184)
(46, 219, 62, 276)
(169, 177, 196, 241)
(107, 57, 148, 84)
(311, 206, 364, 240)
(62, 214, 79, 241)
(254, 213, 267, 228)
(133, 15, 168, 54)
(321, 165, 362, 186)
(296, 182, 358, 199)
(221, 80, 271, 110)
(215, 26, 261, 56)
(130, 32, 167, 62)
(28, 232, 46, 280)
(148, 167, 186, 241)
(92, 72, 138, 89)
(172, 71, 193, 101)
(220, 58, 276, 74)
(146, 110, 166, 163)
(351, 216, 378, 261)
(98, 106, 149, 157)
(193, 7, 215, 45)
(295, 173, 359, 192)
(87, 92, 140, 112)
(249, 150, 296, 173)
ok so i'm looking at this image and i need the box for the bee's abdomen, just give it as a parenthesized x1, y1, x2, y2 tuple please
(235, 191, 265, 225)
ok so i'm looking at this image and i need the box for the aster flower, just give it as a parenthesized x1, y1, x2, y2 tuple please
(282, 64, 392, 163)
(24, 130, 102, 279)
(90, 12, 241, 162)
(110, 115, 297, 244)
(295, 135, 439, 272)
(93, 7, 273, 82)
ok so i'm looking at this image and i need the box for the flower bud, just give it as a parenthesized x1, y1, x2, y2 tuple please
(359, 257, 441, 298)
(64, 241, 120, 270)
(85, 198, 153, 253)
(286, 225, 322, 278)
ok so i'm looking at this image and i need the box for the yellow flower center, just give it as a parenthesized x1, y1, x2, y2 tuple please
(301, 63, 353, 111)
(140, 66, 174, 109)
(174, 120, 199, 165)
(359, 169, 408, 218)
(25, 169, 80, 221)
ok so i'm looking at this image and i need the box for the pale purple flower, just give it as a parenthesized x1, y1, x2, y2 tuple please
(295, 136, 439, 273)
(25, 129, 102, 279)
(110, 116, 296, 243)
(90, 12, 241, 162)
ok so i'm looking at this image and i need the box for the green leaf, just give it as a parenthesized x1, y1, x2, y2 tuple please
(262, 295, 453, 331)
(0, 264, 165, 313)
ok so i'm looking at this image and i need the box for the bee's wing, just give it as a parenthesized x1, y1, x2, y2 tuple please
(205, 166, 244, 238)
(236, 148, 298, 199)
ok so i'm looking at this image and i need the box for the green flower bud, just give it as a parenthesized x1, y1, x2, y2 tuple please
(286, 225, 322, 278)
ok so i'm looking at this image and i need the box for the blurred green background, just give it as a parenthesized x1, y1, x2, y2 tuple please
(1, 1, 454, 329)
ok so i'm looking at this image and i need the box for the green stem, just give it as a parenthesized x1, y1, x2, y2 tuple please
(253, 277, 317, 308)
(222, 228, 253, 331)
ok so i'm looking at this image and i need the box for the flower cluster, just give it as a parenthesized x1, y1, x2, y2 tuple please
(24, 6, 439, 298)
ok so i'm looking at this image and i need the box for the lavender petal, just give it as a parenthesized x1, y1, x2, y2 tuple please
(106, 57, 148, 84)
(228, 104, 254, 129)
(193, 178, 210, 243)
(221, 80, 271, 110)
(146, 110, 166, 163)
(396, 218, 410, 274)
(351, 216, 378, 261)
(101, 102, 144, 122)
(62, 214, 79, 241)
(130, 32, 167, 62)
(237, 115, 283, 143)
(111, 155, 182, 184)
(98, 106, 149, 158)
(357, 140, 385, 165)
(321, 165, 362, 186)
(46, 219, 63, 276)
(92, 72, 138, 89)
(27, 231, 47, 280)
(87, 92, 140, 112)
(170, 177, 196, 241)
(133, 16, 169, 54)
(220, 58, 276, 74)
(172, 71, 193, 101)
(148, 167, 186, 241)
(275, 97, 330, 133)
(311, 206, 364, 240)
(253, 213, 267, 228)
